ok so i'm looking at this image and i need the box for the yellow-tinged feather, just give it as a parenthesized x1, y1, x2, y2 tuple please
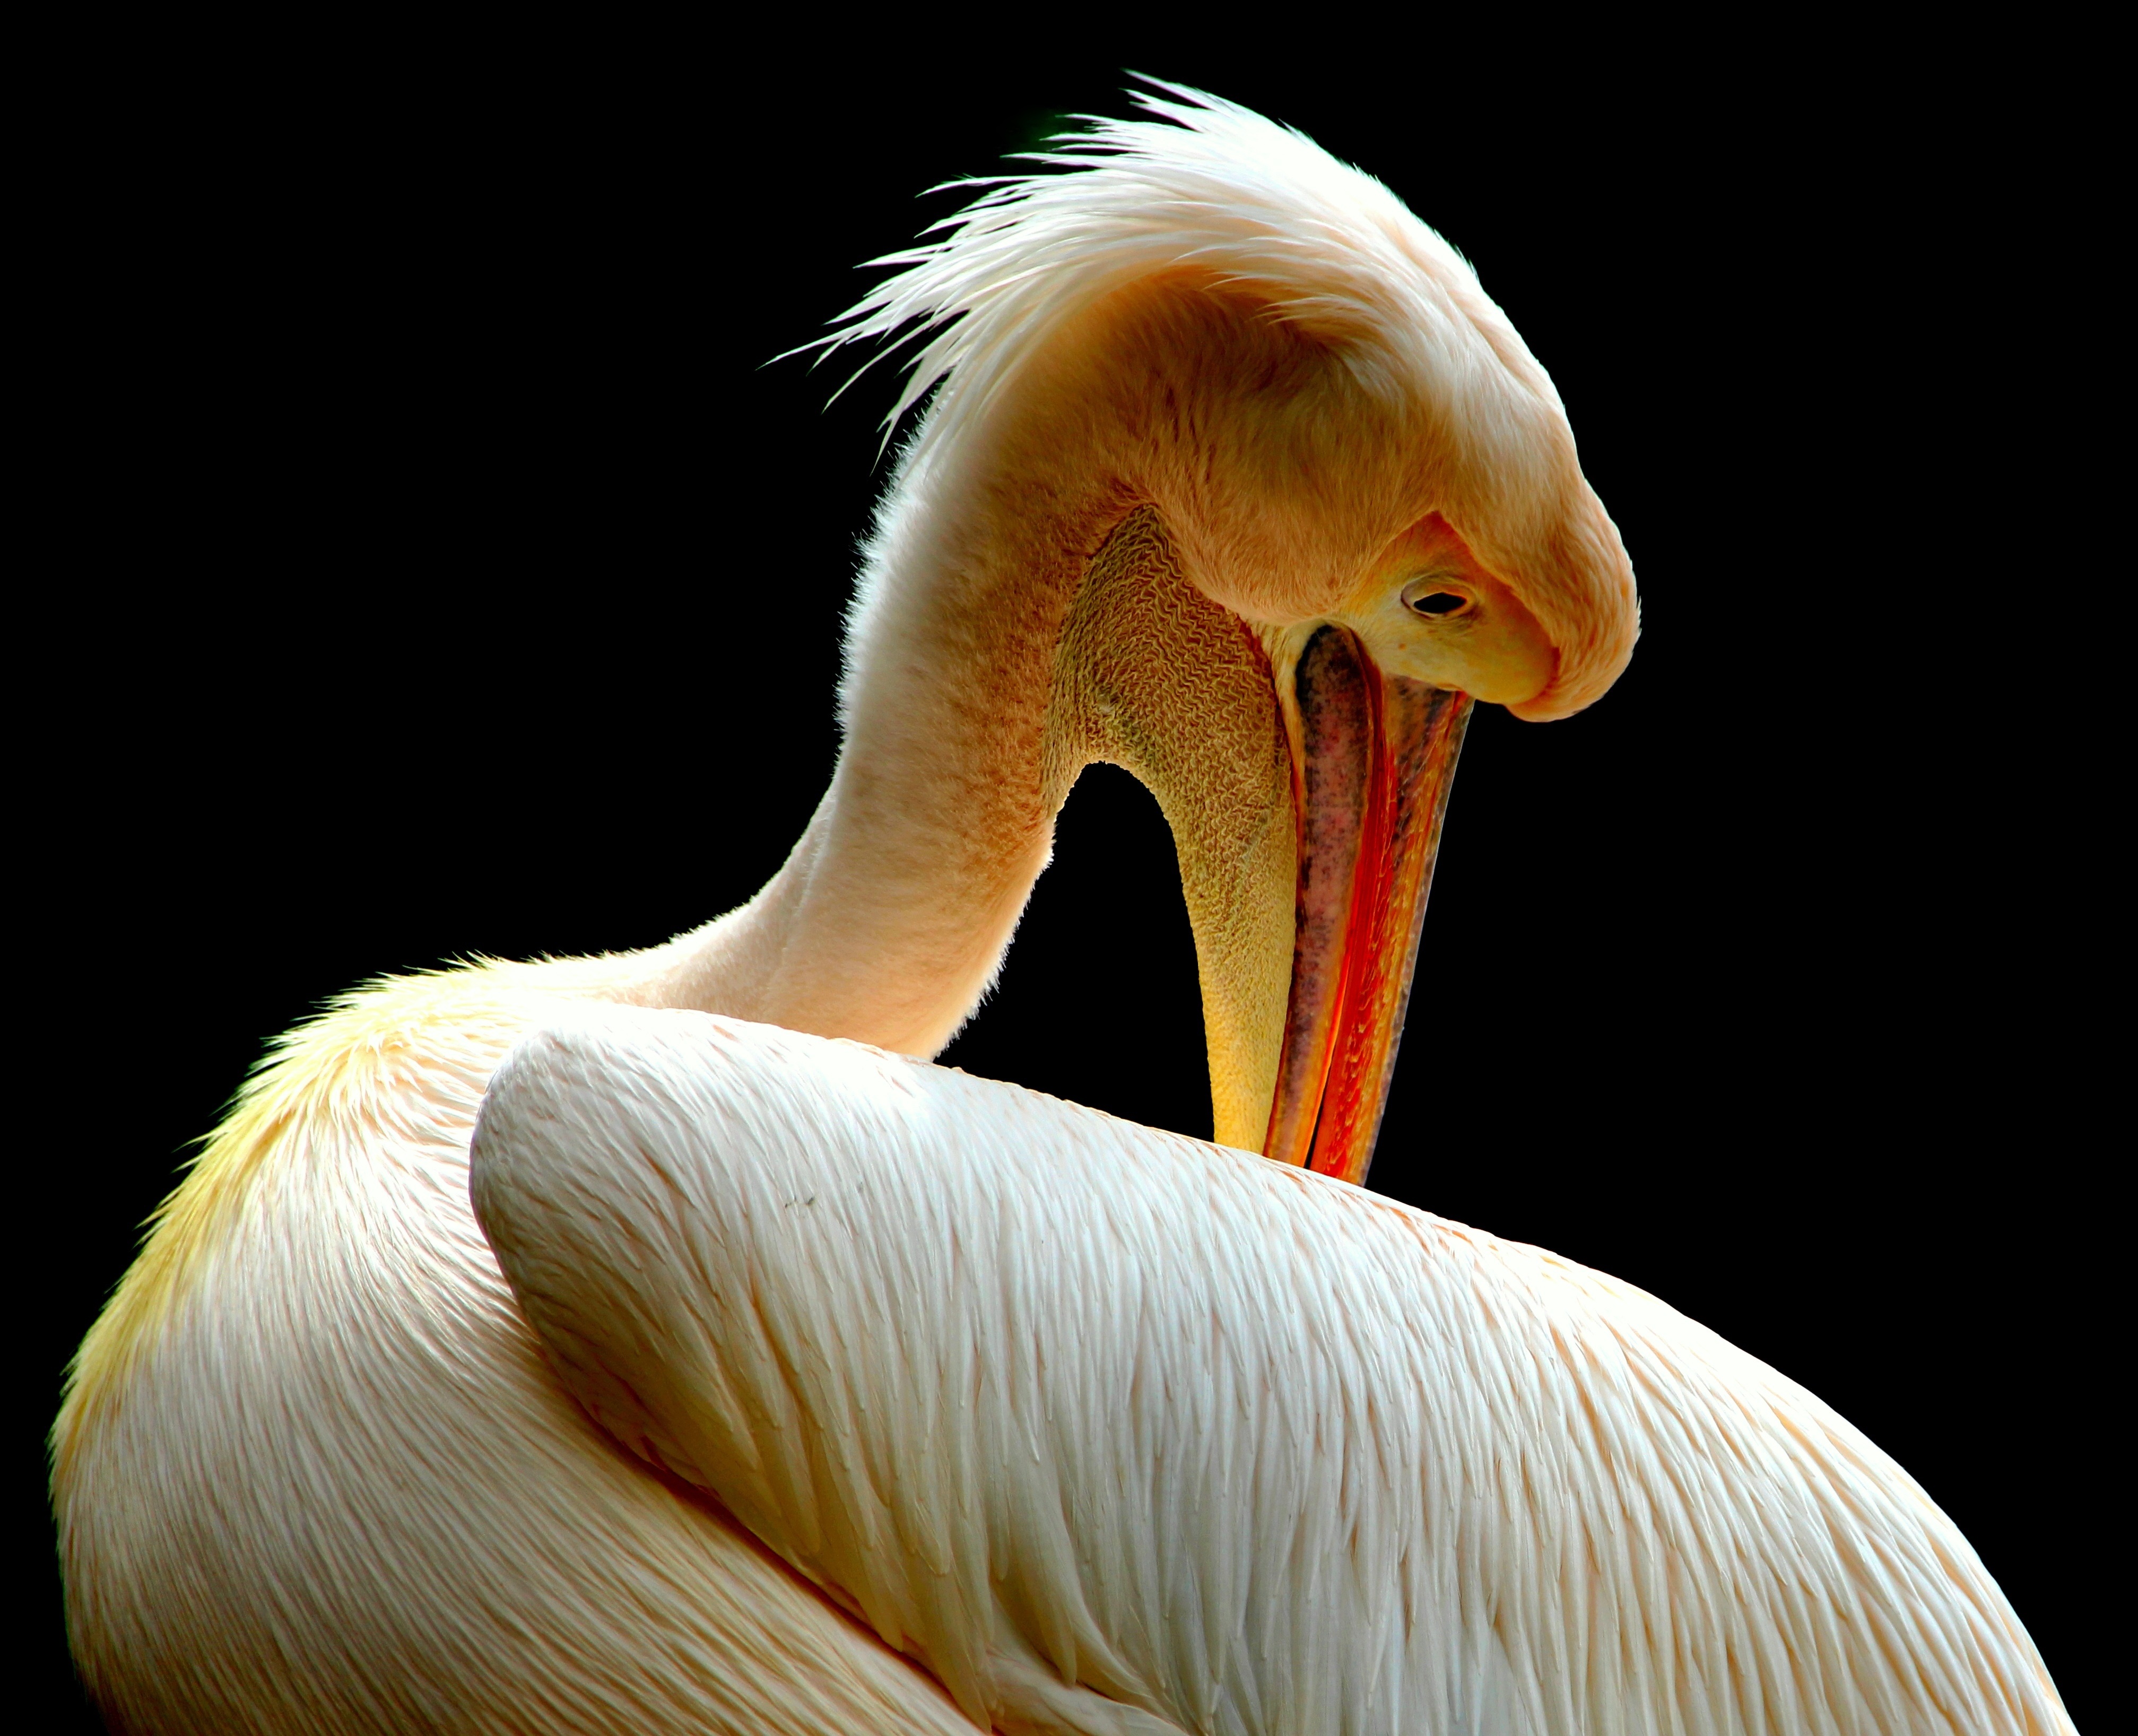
(57, 956, 985, 1733)
(56, 959, 626, 1476)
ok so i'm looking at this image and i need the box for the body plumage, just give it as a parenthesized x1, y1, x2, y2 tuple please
(55, 85, 2069, 1733)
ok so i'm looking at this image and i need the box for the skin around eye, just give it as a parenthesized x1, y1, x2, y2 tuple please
(1350, 515, 1558, 706)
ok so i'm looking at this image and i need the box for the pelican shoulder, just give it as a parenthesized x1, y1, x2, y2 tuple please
(473, 1006, 2064, 1736)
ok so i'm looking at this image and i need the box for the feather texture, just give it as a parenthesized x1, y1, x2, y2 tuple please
(814, 79, 1553, 452)
(814, 79, 1636, 722)
(473, 1006, 2070, 1736)
(54, 971, 977, 1734)
(53, 85, 2031, 1733)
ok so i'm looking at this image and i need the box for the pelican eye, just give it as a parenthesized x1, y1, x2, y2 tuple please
(1403, 586, 1473, 618)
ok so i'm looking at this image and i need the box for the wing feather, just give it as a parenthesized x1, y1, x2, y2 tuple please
(471, 1007, 2067, 1736)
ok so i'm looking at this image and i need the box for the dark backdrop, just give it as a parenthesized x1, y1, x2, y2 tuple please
(27, 30, 2101, 1728)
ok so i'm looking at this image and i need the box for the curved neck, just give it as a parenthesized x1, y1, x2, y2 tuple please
(631, 432, 1128, 1056)
(622, 277, 1362, 1088)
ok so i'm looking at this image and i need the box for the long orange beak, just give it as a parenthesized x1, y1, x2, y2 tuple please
(1263, 627, 1472, 1185)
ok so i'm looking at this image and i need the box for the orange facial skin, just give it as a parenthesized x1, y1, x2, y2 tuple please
(1343, 513, 1560, 711)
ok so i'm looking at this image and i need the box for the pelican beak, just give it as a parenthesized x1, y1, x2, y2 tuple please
(1262, 627, 1472, 1185)
(1046, 511, 1471, 1178)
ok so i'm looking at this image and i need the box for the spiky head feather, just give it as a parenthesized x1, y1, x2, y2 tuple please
(813, 80, 1639, 719)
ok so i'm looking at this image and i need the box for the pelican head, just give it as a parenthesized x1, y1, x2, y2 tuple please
(644, 83, 1637, 1184)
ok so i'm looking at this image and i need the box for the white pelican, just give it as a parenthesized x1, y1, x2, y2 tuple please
(54, 84, 2068, 1734)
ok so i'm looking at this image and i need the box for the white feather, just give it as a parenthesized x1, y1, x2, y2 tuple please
(472, 1005, 2068, 1736)
(55, 977, 976, 1733)
(810, 77, 1559, 464)
(52, 84, 2040, 1733)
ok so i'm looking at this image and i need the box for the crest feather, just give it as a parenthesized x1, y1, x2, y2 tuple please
(803, 79, 1559, 463)
(808, 79, 1638, 721)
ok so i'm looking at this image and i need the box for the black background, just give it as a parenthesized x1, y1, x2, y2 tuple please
(24, 25, 2104, 1729)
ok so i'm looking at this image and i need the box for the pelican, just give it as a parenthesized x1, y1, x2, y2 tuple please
(54, 85, 2068, 1734)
